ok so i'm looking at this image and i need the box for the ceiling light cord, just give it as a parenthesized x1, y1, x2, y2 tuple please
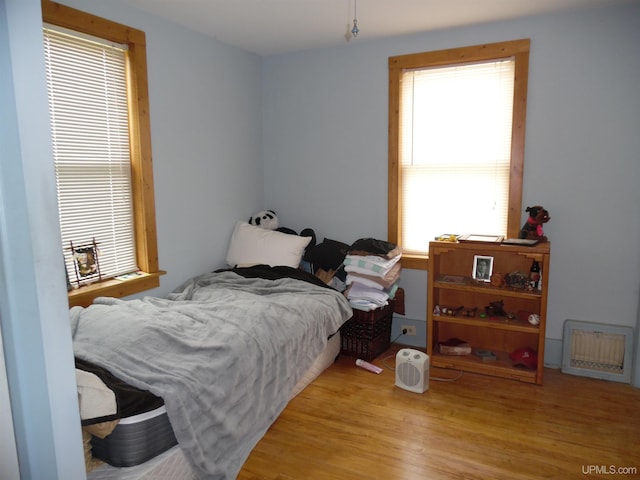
(351, 0, 359, 38)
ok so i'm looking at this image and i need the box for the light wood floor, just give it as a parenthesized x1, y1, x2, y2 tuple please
(238, 344, 640, 480)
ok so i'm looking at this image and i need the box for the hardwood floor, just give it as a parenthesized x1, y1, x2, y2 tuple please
(238, 344, 640, 480)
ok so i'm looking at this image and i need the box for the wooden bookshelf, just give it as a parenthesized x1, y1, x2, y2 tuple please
(427, 241, 550, 384)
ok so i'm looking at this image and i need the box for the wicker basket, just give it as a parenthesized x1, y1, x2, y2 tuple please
(340, 303, 393, 361)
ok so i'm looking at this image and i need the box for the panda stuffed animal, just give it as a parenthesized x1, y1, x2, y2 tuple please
(248, 209, 315, 239)
(248, 210, 279, 230)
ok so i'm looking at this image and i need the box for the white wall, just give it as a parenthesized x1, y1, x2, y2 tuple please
(1, 0, 85, 477)
(0, 334, 20, 479)
(262, 4, 640, 362)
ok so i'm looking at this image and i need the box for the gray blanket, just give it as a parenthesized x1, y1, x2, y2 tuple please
(70, 270, 352, 479)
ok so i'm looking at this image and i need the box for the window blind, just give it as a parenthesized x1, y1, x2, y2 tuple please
(43, 26, 138, 283)
(399, 59, 515, 254)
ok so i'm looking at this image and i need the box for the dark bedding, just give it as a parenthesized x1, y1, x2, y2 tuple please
(75, 357, 163, 426)
(71, 266, 352, 479)
(219, 264, 333, 287)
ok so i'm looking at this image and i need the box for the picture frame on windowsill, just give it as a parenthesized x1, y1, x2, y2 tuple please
(69, 238, 102, 286)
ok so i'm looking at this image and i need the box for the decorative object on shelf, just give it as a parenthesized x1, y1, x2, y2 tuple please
(504, 270, 528, 289)
(69, 238, 101, 286)
(516, 310, 535, 323)
(438, 337, 472, 356)
(509, 347, 538, 370)
(462, 307, 478, 317)
(474, 349, 497, 362)
(485, 300, 506, 317)
(528, 259, 541, 290)
(458, 233, 504, 244)
(434, 233, 460, 242)
(527, 313, 541, 326)
(518, 205, 550, 242)
(439, 305, 464, 316)
(490, 272, 505, 287)
(472, 255, 493, 282)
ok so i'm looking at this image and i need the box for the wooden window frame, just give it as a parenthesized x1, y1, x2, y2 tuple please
(388, 39, 530, 270)
(42, 0, 164, 306)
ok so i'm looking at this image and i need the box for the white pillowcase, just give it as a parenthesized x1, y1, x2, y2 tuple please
(226, 221, 312, 268)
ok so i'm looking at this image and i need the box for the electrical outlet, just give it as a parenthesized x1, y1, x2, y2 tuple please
(402, 325, 416, 336)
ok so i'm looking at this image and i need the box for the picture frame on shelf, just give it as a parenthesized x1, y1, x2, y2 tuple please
(472, 255, 493, 282)
(458, 233, 504, 244)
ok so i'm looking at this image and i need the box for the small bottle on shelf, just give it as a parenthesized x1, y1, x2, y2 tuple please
(529, 260, 540, 290)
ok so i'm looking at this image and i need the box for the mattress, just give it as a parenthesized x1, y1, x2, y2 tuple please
(87, 445, 193, 480)
(87, 332, 341, 480)
(289, 331, 341, 398)
(91, 405, 178, 467)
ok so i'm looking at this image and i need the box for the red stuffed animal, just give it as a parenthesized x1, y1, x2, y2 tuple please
(518, 206, 550, 241)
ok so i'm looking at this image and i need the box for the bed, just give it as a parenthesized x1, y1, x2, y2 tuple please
(72, 222, 353, 480)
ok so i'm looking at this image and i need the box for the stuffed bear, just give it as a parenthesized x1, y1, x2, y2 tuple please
(248, 210, 279, 230)
(248, 209, 323, 270)
(248, 210, 317, 244)
(518, 205, 550, 241)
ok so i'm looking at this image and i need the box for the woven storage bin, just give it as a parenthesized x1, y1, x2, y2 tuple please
(340, 303, 393, 361)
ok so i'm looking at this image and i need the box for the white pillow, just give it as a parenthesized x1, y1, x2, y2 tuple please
(226, 221, 312, 268)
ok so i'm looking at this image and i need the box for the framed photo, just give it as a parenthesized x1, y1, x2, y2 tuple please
(69, 238, 102, 285)
(472, 255, 493, 282)
(74, 246, 98, 277)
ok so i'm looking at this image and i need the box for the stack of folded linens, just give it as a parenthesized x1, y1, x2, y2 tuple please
(343, 238, 402, 311)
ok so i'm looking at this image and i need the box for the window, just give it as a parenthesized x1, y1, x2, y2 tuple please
(42, 0, 162, 306)
(388, 40, 530, 269)
(44, 26, 137, 281)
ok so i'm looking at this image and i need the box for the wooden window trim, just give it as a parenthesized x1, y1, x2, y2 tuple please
(388, 39, 530, 270)
(42, 0, 164, 306)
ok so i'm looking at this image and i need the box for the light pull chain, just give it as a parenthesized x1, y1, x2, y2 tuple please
(351, 0, 360, 38)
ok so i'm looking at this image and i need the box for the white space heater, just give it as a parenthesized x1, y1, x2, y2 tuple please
(395, 348, 429, 393)
(562, 319, 634, 384)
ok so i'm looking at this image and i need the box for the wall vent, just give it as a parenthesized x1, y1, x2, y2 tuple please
(562, 320, 633, 383)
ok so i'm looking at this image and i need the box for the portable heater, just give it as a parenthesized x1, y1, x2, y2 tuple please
(395, 348, 429, 393)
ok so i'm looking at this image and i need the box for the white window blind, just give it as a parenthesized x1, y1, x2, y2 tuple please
(43, 26, 138, 283)
(399, 59, 515, 254)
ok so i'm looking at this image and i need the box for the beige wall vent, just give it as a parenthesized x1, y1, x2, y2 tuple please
(562, 320, 633, 383)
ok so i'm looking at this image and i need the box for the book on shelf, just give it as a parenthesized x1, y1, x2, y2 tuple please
(439, 275, 465, 284)
(473, 349, 497, 362)
(438, 337, 472, 356)
(502, 238, 539, 246)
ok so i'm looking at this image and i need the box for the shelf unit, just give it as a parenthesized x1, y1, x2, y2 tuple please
(427, 241, 550, 384)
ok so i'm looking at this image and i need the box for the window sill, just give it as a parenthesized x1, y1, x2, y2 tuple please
(400, 253, 428, 270)
(68, 270, 166, 308)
